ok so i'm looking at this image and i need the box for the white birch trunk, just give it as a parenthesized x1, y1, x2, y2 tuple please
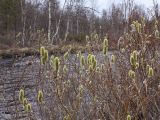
(21, 0, 26, 47)
(48, 0, 51, 43)
(64, 19, 70, 42)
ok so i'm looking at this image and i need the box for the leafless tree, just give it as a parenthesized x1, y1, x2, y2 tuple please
(51, 0, 67, 44)
(48, 0, 51, 43)
(21, 0, 26, 47)
(153, 0, 159, 19)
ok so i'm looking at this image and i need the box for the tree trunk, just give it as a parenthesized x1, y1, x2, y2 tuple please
(21, 0, 26, 47)
(64, 18, 70, 42)
(48, 0, 51, 43)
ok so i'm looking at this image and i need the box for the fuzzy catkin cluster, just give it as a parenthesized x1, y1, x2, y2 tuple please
(130, 50, 139, 69)
(103, 38, 108, 55)
(38, 90, 43, 103)
(146, 65, 154, 78)
(18, 89, 32, 112)
(51, 56, 60, 74)
(19, 89, 24, 103)
(40, 46, 48, 65)
(87, 54, 97, 72)
(128, 70, 135, 79)
(127, 115, 131, 120)
(80, 55, 85, 67)
(25, 103, 32, 112)
(111, 54, 116, 63)
(131, 21, 142, 33)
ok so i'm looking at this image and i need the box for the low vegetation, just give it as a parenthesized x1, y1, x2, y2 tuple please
(1, 0, 160, 120)
(16, 19, 160, 119)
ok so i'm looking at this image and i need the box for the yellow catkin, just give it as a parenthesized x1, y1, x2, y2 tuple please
(128, 70, 135, 79)
(127, 115, 131, 120)
(111, 54, 116, 63)
(54, 57, 60, 73)
(23, 98, 28, 106)
(130, 55, 135, 66)
(146, 65, 150, 74)
(80, 55, 85, 66)
(38, 90, 43, 103)
(87, 54, 92, 65)
(148, 67, 154, 78)
(25, 103, 32, 112)
(19, 89, 24, 103)
(40, 46, 45, 57)
(103, 38, 108, 55)
(63, 115, 71, 120)
(132, 50, 138, 61)
(92, 59, 97, 70)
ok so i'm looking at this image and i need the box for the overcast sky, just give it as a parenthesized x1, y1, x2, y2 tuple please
(60, 0, 160, 12)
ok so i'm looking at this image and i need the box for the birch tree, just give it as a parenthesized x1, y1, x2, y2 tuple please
(48, 0, 51, 43)
(21, 0, 26, 47)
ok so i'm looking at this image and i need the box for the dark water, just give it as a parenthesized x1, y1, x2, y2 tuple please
(0, 52, 118, 120)
(0, 56, 41, 120)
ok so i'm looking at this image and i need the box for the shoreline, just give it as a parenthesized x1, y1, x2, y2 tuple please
(0, 44, 117, 59)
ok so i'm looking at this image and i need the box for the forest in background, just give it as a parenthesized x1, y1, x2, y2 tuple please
(0, 0, 159, 49)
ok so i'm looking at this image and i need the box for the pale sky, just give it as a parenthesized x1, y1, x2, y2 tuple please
(60, 0, 160, 12)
